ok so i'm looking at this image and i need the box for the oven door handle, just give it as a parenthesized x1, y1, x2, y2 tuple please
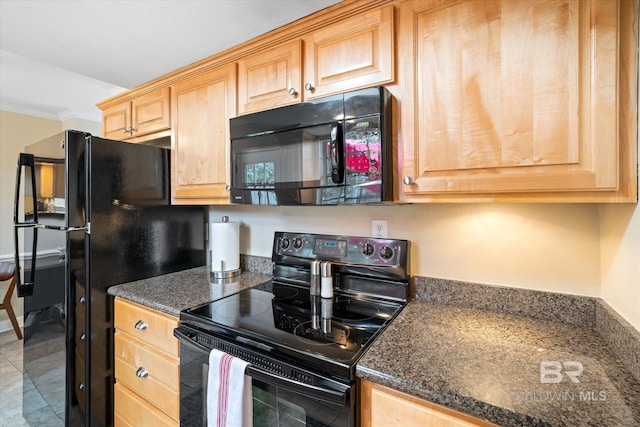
(174, 328, 350, 406)
(245, 365, 349, 406)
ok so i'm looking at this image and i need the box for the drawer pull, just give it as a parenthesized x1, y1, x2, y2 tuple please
(134, 320, 148, 330)
(136, 367, 148, 378)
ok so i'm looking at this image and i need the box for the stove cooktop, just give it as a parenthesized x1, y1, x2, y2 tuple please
(180, 281, 404, 376)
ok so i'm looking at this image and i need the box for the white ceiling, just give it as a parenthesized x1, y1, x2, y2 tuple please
(0, 0, 340, 122)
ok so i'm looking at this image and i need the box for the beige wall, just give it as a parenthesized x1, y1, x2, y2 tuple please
(209, 201, 638, 330)
(600, 200, 640, 330)
(0, 109, 100, 331)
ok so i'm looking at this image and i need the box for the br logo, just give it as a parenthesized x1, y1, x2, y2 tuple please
(540, 361, 584, 383)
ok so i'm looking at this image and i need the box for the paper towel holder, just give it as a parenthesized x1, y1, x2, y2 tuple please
(210, 216, 241, 279)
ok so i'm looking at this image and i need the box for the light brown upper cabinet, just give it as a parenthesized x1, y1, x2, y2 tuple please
(398, 0, 638, 202)
(237, 5, 394, 115)
(101, 87, 171, 142)
(171, 64, 237, 205)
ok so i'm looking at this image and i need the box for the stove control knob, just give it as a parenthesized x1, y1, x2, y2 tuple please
(292, 237, 303, 249)
(280, 238, 290, 250)
(380, 246, 394, 260)
(362, 242, 375, 257)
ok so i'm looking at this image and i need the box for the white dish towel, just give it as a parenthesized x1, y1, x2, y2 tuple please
(207, 349, 252, 427)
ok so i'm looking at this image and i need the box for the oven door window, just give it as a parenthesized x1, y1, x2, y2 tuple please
(252, 378, 349, 427)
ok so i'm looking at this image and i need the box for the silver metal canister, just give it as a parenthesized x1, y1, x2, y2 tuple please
(310, 260, 321, 296)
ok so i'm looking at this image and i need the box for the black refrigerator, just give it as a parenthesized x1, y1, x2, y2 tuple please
(12, 130, 205, 426)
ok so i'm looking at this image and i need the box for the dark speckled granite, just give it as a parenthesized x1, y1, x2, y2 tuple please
(596, 300, 640, 384)
(416, 277, 596, 327)
(107, 266, 271, 317)
(240, 254, 273, 275)
(358, 278, 640, 427)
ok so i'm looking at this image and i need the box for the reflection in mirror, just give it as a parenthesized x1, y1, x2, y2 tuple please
(34, 158, 65, 215)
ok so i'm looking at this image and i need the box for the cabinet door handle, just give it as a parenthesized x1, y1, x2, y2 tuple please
(134, 320, 148, 330)
(288, 87, 298, 96)
(80, 333, 86, 341)
(136, 367, 148, 378)
(403, 176, 414, 185)
(304, 82, 314, 92)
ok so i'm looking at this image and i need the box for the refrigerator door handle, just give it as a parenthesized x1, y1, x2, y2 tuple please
(14, 152, 38, 225)
(34, 224, 87, 233)
(13, 152, 38, 297)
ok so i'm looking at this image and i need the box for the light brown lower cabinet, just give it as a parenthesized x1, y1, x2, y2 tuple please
(114, 383, 178, 427)
(360, 379, 498, 427)
(113, 298, 179, 426)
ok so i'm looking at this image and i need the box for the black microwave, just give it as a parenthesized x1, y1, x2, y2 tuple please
(229, 86, 392, 205)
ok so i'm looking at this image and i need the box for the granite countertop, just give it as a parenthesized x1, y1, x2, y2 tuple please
(108, 266, 640, 426)
(357, 299, 640, 427)
(107, 266, 271, 317)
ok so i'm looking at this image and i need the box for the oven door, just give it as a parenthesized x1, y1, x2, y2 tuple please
(175, 327, 353, 427)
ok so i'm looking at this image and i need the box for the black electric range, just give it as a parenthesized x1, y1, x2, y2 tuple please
(175, 232, 410, 427)
(180, 279, 405, 381)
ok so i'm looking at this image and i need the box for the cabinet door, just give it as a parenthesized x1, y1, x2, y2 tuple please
(237, 40, 302, 115)
(102, 87, 170, 140)
(399, 0, 635, 202)
(171, 64, 237, 204)
(131, 87, 171, 137)
(114, 333, 179, 420)
(114, 383, 178, 427)
(360, 380, 497, 427)
(102, 101, 131, 140)
(303, 4, 394, 99)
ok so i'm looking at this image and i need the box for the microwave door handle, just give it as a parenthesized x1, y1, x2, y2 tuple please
(14, 153, 37, 297)
(329, 122, 344, 184)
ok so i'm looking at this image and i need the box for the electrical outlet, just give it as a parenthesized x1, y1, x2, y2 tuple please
(371, 220, 388, 238)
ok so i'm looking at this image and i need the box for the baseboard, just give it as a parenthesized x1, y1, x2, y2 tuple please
(0, 317, 23, 335)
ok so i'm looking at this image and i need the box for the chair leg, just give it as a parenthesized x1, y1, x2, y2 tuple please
(2, 277, 23, 340)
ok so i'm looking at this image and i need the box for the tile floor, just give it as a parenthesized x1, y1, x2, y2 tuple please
(0, 325, 65, 427)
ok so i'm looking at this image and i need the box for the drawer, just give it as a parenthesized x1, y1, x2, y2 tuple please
(114, 332, 179, 391)
(114, 383, 178, 427)
(114, 298, 179, 358)
(114, 332, 179, 420)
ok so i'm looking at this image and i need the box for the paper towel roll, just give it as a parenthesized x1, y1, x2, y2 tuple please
(210, 219, 240, 277)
